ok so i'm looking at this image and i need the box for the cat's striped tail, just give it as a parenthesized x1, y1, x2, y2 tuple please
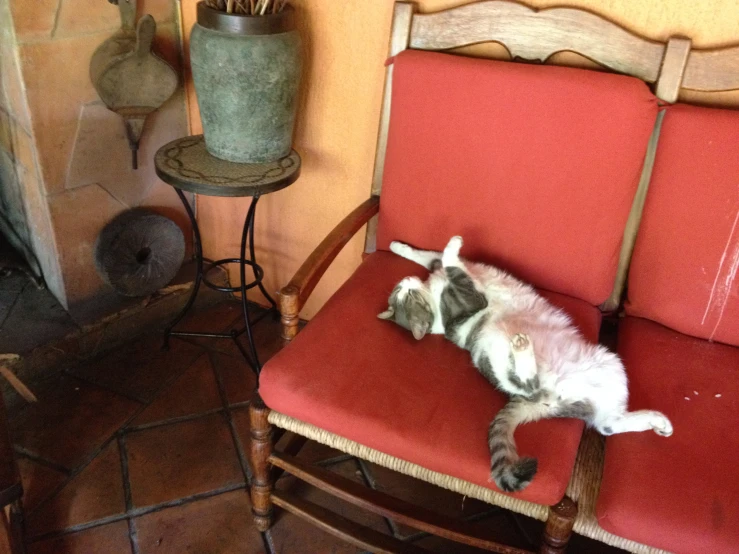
(488, 398, 551, 492)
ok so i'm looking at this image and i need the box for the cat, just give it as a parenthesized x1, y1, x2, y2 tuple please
(378, 236, 673, 493)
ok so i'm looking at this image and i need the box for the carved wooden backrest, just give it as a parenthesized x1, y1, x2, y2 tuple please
(366, 0, 739, 311)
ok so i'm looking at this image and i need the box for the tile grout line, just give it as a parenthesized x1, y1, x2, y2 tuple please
(25, 434, 121, 519)
(27, 513, 132, 544)
(12, 445, 72, 475)
(126, 406, 229, 433)
(117, 434, 141, 554)
(0, 281, 26, 329)
(228, 399, 251, 410)
(26, 483, 248, 544)
(208, 349, 254, 485)
(19, 304, 272, 546)
(206, 333, 277, 554)
(22, 360, 186, 521)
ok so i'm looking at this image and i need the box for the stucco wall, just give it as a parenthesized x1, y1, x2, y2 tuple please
(181, 0, 739, 319)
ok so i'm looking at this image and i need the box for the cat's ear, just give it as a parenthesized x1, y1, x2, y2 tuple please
(410, 321, 429, 340)
(377, 308, 395, 320)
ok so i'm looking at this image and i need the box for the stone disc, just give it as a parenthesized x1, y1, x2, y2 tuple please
(94, 209, 185, 297)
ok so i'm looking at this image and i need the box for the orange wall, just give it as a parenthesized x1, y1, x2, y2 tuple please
(181, 0, 739, 319)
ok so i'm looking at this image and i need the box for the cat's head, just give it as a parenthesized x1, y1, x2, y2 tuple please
(377, 276, 436, 340)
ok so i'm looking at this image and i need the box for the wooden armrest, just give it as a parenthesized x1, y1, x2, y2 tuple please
(278, 195, 380, 341)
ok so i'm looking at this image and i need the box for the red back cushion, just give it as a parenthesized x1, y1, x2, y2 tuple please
(626, 104, 739, 346)
(376, 50, 658, 306)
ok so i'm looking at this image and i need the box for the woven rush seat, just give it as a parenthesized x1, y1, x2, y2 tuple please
(260, 251, 601, 507)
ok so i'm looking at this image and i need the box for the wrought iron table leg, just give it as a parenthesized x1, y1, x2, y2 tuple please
(163, 189, 203, 349)
(238, 196, 263, 373)
(248, 199, 277, 310)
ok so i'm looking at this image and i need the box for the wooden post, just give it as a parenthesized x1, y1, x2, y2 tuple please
(249, 394, 274, 531)
(541, 496, 577, 554)
(278, 285, 300, 342)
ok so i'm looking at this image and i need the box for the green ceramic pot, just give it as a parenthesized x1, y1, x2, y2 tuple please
(190, 2, 301, 163)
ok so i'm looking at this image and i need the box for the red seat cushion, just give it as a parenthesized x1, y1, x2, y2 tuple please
(626, 104, 739, 346)
(260, 251, 602, 506)
(597, 316, 739, 553)
(377, 50, 659, 306)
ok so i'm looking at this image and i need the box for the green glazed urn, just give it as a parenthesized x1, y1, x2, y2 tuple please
(190, 2, 301, 163)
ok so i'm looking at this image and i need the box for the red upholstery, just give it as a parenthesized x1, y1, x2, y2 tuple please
(261, 251, 602, 505)
(626, 104, 739, 346)
(377, 50, 659, 306)
(597, 316, 739, 553)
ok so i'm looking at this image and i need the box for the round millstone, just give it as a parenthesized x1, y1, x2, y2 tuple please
(94, 209, 185, 297)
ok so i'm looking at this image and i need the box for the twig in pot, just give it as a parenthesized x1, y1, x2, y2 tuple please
(206, 0, 287, 14)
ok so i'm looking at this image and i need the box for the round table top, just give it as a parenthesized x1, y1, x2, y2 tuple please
(154, 135, 301, 197)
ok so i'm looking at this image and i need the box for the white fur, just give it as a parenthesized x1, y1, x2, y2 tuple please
(389, 238, 673, 437)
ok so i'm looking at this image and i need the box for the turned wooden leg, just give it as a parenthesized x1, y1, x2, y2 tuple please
(249, 394, 274, 531)
(278, 285, 300, 342)
(541, 496, 577, 554)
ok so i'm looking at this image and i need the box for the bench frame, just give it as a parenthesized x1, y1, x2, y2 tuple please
(254, 2, 739, 552)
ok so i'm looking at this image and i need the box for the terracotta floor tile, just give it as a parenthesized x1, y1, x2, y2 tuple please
(249, 311, 288, 364)
(211, 347, 258, 406)
(10, 375, 140, 470)
(269, 508, 366, 554)
(27, 521, 132, 554)
(126, 414, 244, 508)
(275, 458, 389, 531)
(0, 283, 79, 354)
(410, 511, 534, 553)
(135, 490, 265, 554)
(69, 334, 204, 403)
(175, 299, 246, 334)
(131, 355, 223, 427)
(17, 458, 67, 512)
(0, 523, 10, 554)
(27, 441, 125, 536)
(0, 290, 17, 329)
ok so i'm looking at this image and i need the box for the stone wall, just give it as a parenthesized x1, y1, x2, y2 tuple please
(0, 0, 54, 285)
(3, 0, 190, 315)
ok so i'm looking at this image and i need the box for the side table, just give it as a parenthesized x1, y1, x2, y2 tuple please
(154, 135, 300, 374)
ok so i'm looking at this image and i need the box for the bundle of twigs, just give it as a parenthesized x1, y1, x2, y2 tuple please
(204, 0, 288, 15)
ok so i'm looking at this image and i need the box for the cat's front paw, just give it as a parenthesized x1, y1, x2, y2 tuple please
(650, 413, 673, 437)
(446, 235, 463, 252)
(442, 236, 463, 266)
(390, 241, 411, 256)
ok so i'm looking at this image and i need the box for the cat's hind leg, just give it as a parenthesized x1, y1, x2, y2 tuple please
(596, 410, 673, 437)
(389, 241, 443, 270)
